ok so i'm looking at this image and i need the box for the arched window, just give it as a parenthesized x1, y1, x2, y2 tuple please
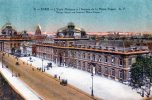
(79, 52, 81, 58)
(78, 61, 81, 66)
(87, 63, 91, 72)
(111, 56, 115, 64)
(98, 55, 101, 62)
(105, 56, 108, 63)
(83, 62, 85, 70)
(119, 58, 123, 66)
(88, 53, 90, 60)
(105, 67, 108, 74)
(119, 70, 124, 79)
(98, 66, 102, 74)
(83, 53, 85, 59)
(92, 54, 95, 61)
(111, 69, 115, 76)
(129, 58, 132, 65)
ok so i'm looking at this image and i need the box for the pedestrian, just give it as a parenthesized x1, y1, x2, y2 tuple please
(59, 76, 60, 80)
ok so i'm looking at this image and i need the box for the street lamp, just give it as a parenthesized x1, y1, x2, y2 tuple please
(12, 67, 14, 77)
(89, 62, 96, 97)
(42, 59, 43, 72)
(2, 53, 5, 68)
(2, 53, 3, 68)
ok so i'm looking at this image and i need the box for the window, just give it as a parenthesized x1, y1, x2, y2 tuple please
(83, 53, 85, 59)
(88, 53, 90, 60)
(83, 62, 85, 67)
(119, 70, 124, 79)
(78, 52, 81, 58)
(92, 54, 95, 61)
(98, 55, 101, 62)
(105, 67, 108, 74)
(98, 66, 102, 74)
(78, 61, 81, 66)
(119, 58, 123, 66)
(74, 52, 77, 57)
(105, 56, 108, 63)
(111, 56, 115, 64)
(129, 58, 132, 65)
(111, 69, 115, 76)
(86, 63, 91, 72)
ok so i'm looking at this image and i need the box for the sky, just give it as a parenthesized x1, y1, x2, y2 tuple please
(0, 0, 152, 33)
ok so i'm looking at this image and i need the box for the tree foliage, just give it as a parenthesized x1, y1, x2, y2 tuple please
(130, 56, 152, 97)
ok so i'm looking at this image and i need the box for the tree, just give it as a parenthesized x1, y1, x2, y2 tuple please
(130, 56, 152, 97)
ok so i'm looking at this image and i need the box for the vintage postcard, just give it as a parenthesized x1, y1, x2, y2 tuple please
(0, 0, 152, 100)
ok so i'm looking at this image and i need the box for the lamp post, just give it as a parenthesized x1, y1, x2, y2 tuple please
(91, 69, 94, 97)
(1, 53, 5, 68)
(42, 59, 43, 72)
(89, 62, 96, 97)
(2, 53, 4, 68)
(12, 67, 14, 77)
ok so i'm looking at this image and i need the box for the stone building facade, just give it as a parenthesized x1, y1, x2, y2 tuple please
(0, 23, 31, 55)
(35, 23, 149, 82)
(36, 43, 149, 82)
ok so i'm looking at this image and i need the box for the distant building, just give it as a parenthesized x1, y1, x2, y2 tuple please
(56, 22, 87, 38)
(35, 25, 42, 36)
(0, 23, 31, 56)
(1, 23, 17, 36)
(33, 25, 46, 42)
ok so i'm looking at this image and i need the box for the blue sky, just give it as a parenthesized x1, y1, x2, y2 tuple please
(0, 0, 152, 33)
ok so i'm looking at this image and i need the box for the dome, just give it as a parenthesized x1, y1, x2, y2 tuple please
(56, 23, 87, 38)
(1, 23, 16, 30)
(75, 26, 81, 31)
(67, 22, 75, 27)
(1, 23, 17, 36)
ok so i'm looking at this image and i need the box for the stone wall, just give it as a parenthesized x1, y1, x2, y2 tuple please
(0, 73, 24, 100)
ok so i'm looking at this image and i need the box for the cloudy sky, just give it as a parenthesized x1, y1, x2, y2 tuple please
(0, 0, 152, 33)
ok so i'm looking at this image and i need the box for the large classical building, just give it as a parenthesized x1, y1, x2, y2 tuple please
(0, 23, 32, 55)
(0, 23, 45, 56)
(35, 23, 149, 82)
(0, 22, 150, 82)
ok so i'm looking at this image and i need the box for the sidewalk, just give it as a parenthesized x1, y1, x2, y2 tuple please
(0, 63, 42, 100)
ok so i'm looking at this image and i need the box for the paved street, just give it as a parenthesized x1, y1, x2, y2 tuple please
(0, 52, 97, 100)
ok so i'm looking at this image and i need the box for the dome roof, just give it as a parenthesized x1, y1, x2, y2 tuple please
(67, 22, 75, 27)
(57, 23, 83, 32)
(1, 23, 16, 30)
(75, 26, 81, 31)
(56, 22, 87, 38)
